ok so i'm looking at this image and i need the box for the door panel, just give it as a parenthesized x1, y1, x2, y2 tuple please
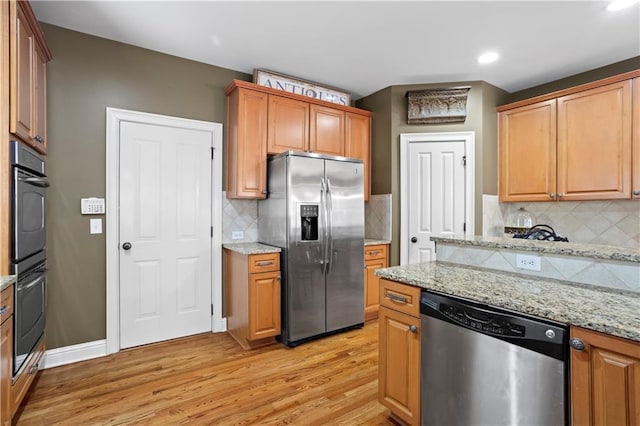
(325, 159, 364, 332)
(119, 121, 212, 349)
(407, 140, 466, 264)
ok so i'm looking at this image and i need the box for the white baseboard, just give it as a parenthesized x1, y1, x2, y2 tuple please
(42, 339, 107, 369)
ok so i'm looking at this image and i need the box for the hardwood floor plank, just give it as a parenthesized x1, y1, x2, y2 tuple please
(15, 322, 395, 425)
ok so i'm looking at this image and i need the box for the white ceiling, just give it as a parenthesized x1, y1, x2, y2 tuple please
(31, 1, 640, 99)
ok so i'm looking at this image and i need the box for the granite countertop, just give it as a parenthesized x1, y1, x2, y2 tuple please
(223, 242, 281, 255)
(0, 275, 16, 292)
(432, 236, 640, 263)
(365, 239, 391, 246)
(376, 262, 640, 342)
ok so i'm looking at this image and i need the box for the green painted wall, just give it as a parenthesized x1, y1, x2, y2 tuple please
(43, 23, 249, 349)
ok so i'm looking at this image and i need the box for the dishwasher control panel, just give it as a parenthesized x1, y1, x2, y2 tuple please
(442, 304, 525, 337)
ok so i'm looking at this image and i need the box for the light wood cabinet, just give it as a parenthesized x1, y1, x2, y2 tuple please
(632, 77, 640, 200)
(345, 112, 371, 201)
(226, 87, 269, 199)
(498, 72, 639, 202)
(225, 80, 372, 200)
(0, 286, 13, 426)
(364, 243, 388, 321)
(378, 279, 421, 426)
(9, 0, 51, 154)
(224, 249, 281, 349)
(570, 326, 640, 426)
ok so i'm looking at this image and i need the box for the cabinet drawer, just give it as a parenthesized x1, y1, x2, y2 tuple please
(365, 244, 388, 261)
(1, 286, 14, 325)
(249, 253, 280, 274)
(380, 279, 421, 318)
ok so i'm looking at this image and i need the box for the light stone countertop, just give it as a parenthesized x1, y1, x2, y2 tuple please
(365, 239, 391, 246)
(222, 243, 281, 255)
(0, 275, 16, 293)
(432, 236, 640, 263)
(376, 261, 640, 342)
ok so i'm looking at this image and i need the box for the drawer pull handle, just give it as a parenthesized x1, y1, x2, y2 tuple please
(368, 250, 381, 256)
(255, 260, 274, 266)
(387, 293, 408, 304)
(0, 306, 6, 315)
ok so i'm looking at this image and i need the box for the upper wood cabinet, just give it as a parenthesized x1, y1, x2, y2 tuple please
(345, 112, 371, 201)
(226, 87, 269, 199)
(570, 326, 640, 426)
(498, 71, 639, 202)
(225, 80, 372, 200)
(9, 0, 52, 154)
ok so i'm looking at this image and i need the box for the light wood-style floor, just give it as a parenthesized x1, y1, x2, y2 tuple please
(14, 322, 397, 425)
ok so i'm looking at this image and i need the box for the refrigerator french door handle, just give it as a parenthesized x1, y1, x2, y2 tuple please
(320, 178, 329, 275)
(326, 178, 334, 275)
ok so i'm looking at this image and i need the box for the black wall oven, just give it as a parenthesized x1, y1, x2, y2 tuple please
(11, 141, 48, 376)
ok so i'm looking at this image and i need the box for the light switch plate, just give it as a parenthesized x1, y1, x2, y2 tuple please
(90, 218, 103, 234)
(516, 254, 541, 271)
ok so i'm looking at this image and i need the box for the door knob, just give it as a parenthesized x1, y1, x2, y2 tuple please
(410, 237, 418, 243)
(122, 242, 132, 250)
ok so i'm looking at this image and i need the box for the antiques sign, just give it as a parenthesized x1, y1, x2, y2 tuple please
(406, 87, 471, 124)
(254, 69, 351, 106)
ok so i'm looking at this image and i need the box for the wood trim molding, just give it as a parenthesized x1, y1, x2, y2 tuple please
(497, 69, 640, 112)
(0, 0, 10, 275)
(17, 0, 52, 61)
(226, 79, 372, 117)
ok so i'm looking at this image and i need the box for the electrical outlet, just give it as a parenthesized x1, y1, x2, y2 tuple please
(516, 254, 541, 271)
(231, 231, 244, 240)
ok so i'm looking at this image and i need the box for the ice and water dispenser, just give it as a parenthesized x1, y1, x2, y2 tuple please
(300, 204, 319, 241)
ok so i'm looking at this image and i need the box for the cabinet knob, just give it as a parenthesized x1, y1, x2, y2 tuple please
(261, 189, 268, 195)
(549, 193, 555, 199)
(409, 325, 417, 333)
(557, 193, 564, 198)
(0, 306, 6, 315)
(569, 338, 585, 351)
(633, 189, 640, 197)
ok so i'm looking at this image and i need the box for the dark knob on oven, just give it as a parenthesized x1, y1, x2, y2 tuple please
(122, 242, 132, 251)
(411, 237, 418, 243)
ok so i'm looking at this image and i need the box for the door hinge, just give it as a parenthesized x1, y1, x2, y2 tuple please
(211, 147, 215, 159)
(463, 222, 466, 232)
(462, 155, 467, 166)
(211, 304, 214, 316)
(211, 227, 214, 238)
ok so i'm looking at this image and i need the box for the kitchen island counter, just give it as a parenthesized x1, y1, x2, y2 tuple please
(376, 261, 639, 342)
(0, 275, 15, 292)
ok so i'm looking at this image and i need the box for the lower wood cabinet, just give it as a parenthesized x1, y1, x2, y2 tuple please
(224, 249, 281, 349)
(378, 279, 421, 426)
(1, 285, 13, 426)
(364, 244, 388, 321)
(570, 326, 640, 426)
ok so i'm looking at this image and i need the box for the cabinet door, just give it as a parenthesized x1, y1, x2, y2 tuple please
(10, 2, 35, 144)
(632, 77, 640, 200)
(498, 100, 557, 202)
(309, 104, 345, 156)
(248, 271, 281, 340)
(379, 306, 420, 426)
(267, 95, 309, 154)
(557, 80, 632, 200)
(364, 258, 385, 321)
(345, 113, 371, 201)
(0, 317, 11, 426)
(226, 88, 268, 198)
(570, 327, 640, 426)
(33, 43, 47, 152)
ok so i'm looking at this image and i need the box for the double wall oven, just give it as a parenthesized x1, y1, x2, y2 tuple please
(11, 141, 48, 376)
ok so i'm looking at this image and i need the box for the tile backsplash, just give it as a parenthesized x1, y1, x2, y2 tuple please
(222, 192, 258, 243)
(483, 195, 640, 249)
(365, 194, 392, 241)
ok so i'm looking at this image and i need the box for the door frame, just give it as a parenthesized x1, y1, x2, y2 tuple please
(105, 107, 224, 355)
(399, 132, 475, 265)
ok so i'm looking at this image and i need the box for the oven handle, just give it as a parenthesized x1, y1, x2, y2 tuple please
(18, 176, 50, 188)
(18, 274, 45, 292)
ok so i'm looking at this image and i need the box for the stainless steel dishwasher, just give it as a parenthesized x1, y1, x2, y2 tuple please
(420, 291, 568, 426)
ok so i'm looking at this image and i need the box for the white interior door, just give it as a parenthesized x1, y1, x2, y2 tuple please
(401, 132, 474, 265)
(119, 121, 213, 349)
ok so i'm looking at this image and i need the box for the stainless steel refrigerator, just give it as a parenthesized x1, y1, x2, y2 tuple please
(258, 151, 364, 346)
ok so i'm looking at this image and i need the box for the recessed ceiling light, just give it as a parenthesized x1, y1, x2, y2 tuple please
(606, 0, 639, 11)
(478, 52, 499, 64)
